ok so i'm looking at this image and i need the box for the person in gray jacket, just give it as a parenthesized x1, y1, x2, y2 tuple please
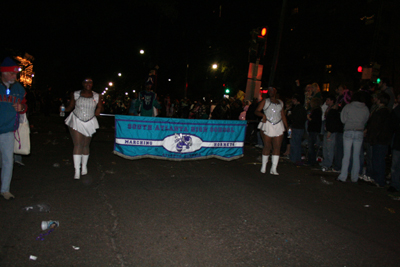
(337, 91, 370, 183)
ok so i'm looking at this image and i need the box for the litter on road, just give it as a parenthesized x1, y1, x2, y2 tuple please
(22, 203, 51, 213)
(320, 177, 333, 185)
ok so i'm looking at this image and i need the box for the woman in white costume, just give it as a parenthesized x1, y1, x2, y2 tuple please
(255, 87, 288, 175)
(64, 78, 103, 179)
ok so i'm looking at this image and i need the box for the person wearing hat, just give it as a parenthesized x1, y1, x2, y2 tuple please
(64, 77, 103, 179)
(135, 80, 161, 117)
(0, 57, 28, 200)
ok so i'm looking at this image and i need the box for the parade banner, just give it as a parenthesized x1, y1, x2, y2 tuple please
(113, 115, 247, 161)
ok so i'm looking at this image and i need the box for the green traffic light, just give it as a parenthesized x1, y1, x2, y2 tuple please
(377, 78, 381, 83)
(225, 89, 230, 94)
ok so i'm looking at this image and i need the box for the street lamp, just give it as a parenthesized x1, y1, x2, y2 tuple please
(109, 82, 113, 86)
(118, 73, 122, 77)
(212, 64, 218, 70)
(140, 50, 144, 54)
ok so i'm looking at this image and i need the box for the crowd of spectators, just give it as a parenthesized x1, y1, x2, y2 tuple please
(284, 79, 400, 193)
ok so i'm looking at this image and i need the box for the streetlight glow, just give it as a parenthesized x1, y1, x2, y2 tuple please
(109, 82, 113, 86)
(118, 73, 122, 77)
(212, 64, 218, 69)
(140, 50, 144, 54)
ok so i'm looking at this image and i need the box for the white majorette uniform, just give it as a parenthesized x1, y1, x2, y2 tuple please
(257, 98, 285, 137)
(65, 90, 99, 137)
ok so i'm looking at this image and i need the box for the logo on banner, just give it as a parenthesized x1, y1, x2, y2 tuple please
(175, 133, 192, 152)
(163, 133, 202, 153)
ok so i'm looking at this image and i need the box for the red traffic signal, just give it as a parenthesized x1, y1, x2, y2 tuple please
(261, 27, 267, 37)
(250, 27, 268, 42)
(249, 27, 268, 61)
(357, 66, 363, 73)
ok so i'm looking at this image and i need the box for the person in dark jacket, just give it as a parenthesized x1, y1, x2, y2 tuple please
(365, 92, 393, 187)
(389, 102, 400, 192)
(307, 97, 322, 165)
(230, 99, 243, 120)
(320, 94, 343, 171)
(211, 98, 230, 120)
(289, 94, 307, 165)
(245, 98, 260, 145)
(333, 85, 350, 172)
(282, 98, 293, 156)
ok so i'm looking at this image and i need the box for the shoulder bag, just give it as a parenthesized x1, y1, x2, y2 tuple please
(14, 113, 31, 155)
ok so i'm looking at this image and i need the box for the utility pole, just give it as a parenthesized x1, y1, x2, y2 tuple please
(245, 27, 268, 101)
(184, 63, 189, 98)
(268, 0, 287, 87)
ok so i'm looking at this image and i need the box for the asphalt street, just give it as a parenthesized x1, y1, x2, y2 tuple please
(0, 114, 399, 267)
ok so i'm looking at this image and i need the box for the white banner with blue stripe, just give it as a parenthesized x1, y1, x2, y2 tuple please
(113, 115, 247, 161)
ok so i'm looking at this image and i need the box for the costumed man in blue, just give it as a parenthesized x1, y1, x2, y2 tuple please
(135, 78, 161, 117)
(0, 57, 28, 200)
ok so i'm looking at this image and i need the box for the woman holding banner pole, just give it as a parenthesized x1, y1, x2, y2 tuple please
(64, 78, 103, 179)
(255, 87, 288, 175)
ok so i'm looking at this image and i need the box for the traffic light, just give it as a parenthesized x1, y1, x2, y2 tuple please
(223, 83, 230, 94)
(376, 78, 381, 83)
(251, 27, 267, 40)
(249, 26, 268, 61)
(357, 66, 363, 73)
(256, 27, 268, 58)
(260, 27, 267, 37)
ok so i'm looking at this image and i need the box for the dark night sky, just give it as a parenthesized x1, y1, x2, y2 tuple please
(7, 0, 395, 98)
(1, 0, 282, 96)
